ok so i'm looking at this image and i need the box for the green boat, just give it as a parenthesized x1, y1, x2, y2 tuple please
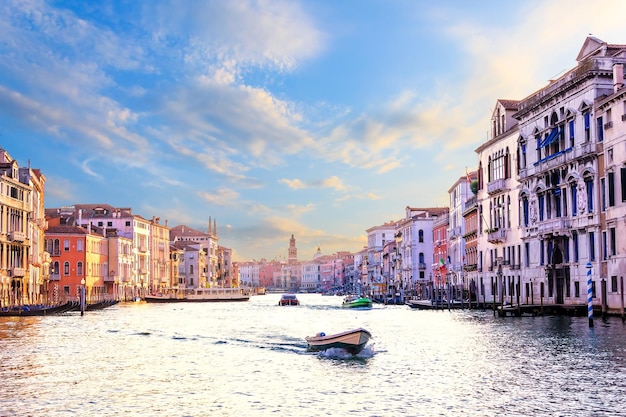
(342, 295, 373, 309)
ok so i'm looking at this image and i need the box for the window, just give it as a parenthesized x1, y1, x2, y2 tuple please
(125, 221, 131, 227)
(538, 194, 545, 221)
(571, 183, 578, 216)
(621, 168, 626, 202)
(97, 221, 103, 227)
(602, 231, 607, 260)
(64, 239, 70, 251)
(77, 262, 83, 276)
(573, 232, 579, 262)
(540, 240, 545, 265)
(584, 112, 591, 141)
(608, 172, 615, 207)
(597, 116, 604, 142)
(568, 119, 575, 148)
(601, 178, 606, 211)
(611, 276, 618, 293)
(575, 281, 580, 298)
(585, 177, 594, 213)
(524, 242, 530, 267)
(107, 221, 113, 227)
(610, 227, 616, 257)
(418, 229, 424, 243)
(64, 261, 70, 275)
(77, 240, 83, 252)
(589, 232, 596, 262)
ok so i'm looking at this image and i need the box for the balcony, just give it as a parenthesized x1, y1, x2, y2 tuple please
(50, 273, 61, 281)
(139, 268, 148, 275)
(487, 179, 507, 195)
(9, 231, 26, 242)
(447, 227, 462, 240)
(418, 262, 427, 270)
(138, 244, 148, 253)
(570, 213, 600, 229)
(573, 142, 599, 159)
(8, 267, 26, 277)
(538, 218, 571, 235)
(487, 229, 507, 243)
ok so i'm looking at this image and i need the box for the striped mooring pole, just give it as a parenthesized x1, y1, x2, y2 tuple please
(586, 262, 594, 328)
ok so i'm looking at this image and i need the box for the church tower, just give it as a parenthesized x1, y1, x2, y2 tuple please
(288, 234, 297, 264)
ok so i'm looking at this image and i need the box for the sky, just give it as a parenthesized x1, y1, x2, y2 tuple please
(2, 0, 626, 262)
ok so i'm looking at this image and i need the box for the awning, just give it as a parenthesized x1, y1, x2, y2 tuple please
(537, 127, 560, 149)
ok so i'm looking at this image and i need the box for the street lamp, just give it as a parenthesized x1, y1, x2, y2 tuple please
(80, 278, 86, 316)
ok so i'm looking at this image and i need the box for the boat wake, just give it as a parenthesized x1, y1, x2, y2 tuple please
(317, 344, 375, 360)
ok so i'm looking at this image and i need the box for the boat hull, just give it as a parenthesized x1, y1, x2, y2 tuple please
(342, 296, 373, 309)
(305, 328, 372, 355)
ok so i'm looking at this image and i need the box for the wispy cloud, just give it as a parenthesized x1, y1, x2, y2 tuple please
(280, 175, 347, 192)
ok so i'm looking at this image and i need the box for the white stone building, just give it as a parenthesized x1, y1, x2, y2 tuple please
(475, 99, 521, 305)
(514, 37, 624, 308)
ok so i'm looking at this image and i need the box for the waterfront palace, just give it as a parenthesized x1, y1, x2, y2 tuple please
(1, 36, 626, 314)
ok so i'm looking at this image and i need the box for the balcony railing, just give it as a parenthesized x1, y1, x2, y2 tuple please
(418, 262, 427, 270)
(538, 217, 571, 234)
(50, 273, 61, 281)
(447, 227, 462, 239)
(574, 142, 598, 159)
(487, 229, 507, 243)
(487, 179, 507, 195)
(8, 267, 26, 277)
(9, 231, 26, 242)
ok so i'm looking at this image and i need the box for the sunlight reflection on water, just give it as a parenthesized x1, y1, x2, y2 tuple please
(1, 294, 626, 416)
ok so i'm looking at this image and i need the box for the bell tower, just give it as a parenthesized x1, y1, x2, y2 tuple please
(288, 234, 297, 264)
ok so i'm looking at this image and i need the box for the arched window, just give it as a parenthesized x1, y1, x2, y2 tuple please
(53, 239, 60, 256)
(418, 229, 424, 243)
(419, 252, 425, 264)
(77, 262, 83, 276)
(190, 264, 194, 275)
(64, 261, 70, 275)
(64, 239, 70, 251)
(77, 240, 83, 252)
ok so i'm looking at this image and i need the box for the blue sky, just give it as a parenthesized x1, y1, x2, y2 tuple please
(2, 0, 625, 261)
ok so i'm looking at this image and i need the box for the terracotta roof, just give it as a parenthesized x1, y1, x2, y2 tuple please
(497, 99, 520, 110)
(170, 224, 209, 238)
(45, 225, 89, 234)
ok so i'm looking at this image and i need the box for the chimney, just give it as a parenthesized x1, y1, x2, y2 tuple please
(614, 63, 624, 92)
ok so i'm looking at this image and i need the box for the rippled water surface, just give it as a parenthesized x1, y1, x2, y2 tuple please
(2, 294, 626, 416)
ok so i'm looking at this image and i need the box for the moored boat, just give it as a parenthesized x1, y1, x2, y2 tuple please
(305, 328, 372, 355)
(144, 287, 250, 303)
(342, 295, 373, 309)
(0, 301, 78, 317)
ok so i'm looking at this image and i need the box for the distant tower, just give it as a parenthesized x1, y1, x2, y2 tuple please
(288, 234, 297, 264)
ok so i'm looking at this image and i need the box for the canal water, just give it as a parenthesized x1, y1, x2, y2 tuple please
(1, 294, 626, 416)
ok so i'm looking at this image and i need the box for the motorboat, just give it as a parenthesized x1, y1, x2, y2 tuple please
(305, 328, 372, 355)
(278, 293, 300, 306)
(341, 295, 373, 309)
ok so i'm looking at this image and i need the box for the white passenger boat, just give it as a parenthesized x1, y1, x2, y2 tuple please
(144, 287, 250, 303)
